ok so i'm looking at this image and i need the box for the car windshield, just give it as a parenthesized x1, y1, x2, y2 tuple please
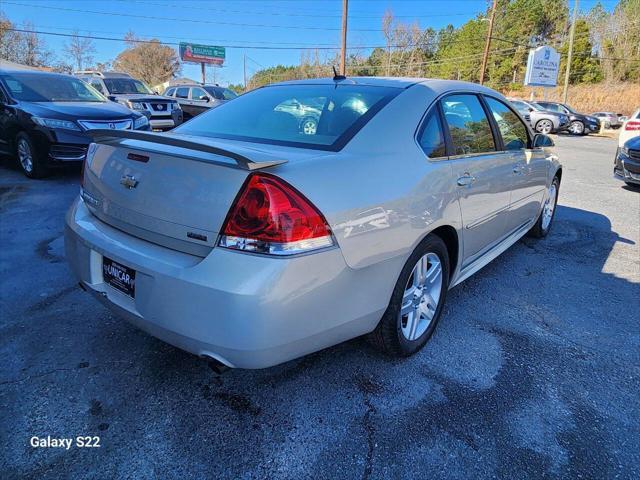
(1, 72, 105, 103)
(205, 86, 238, 100)
(562, 104, 578, 114)
(174, 84, 400, 150)
(103, 78, 153, 95)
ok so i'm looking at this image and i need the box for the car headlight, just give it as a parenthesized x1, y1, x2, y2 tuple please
(32, 117, 81, 131)
(171, 102, 181, 111)
(133, 115, 149, 129)
(621, 145, 630, 156)
(131, 101, 145, 110)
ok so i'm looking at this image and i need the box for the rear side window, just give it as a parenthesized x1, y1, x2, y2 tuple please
(485, 97, 529, 151)
(418, 109, 447, 158)
(441, 94, 495, 155)
(176, 87, 189, 99)
(174, 84, 401, 151)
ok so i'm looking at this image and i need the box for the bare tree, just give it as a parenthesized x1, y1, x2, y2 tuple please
(64, 30, 96, 71)
(19, 21, 53, 67)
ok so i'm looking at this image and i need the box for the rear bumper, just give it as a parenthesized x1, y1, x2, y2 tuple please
(64, 197, 390, 368)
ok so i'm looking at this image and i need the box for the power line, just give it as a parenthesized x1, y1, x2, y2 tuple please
(2, 1, 381, 32)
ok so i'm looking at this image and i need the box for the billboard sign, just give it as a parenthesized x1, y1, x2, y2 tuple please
(179, 42, 225, 65)
(524, 46, 560, 87)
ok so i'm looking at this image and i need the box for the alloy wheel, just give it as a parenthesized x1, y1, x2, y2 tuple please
(399, 252, 443, 341)
(17, 138, 33, 173)
(542, 182, 557, 230)
(302, 119, 317, 135)
(569, 121, 584, 135)
(536, 119, 553, 134)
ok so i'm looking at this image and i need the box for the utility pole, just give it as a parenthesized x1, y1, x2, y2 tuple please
(340, 0, 348, 75)
(479, 0, 497, 85)
(243, 54, 247, 91)
(201, 62, 205, 85)
(562, 0, 579, 104)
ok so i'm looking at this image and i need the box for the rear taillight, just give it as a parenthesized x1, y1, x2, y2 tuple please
(625, 121, 640, 131)
(219, 173, 334, 255)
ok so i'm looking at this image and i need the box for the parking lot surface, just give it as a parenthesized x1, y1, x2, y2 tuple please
(1, 135, 638, 479)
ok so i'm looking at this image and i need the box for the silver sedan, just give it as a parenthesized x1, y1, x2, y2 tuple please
(65, 77, 562, 369)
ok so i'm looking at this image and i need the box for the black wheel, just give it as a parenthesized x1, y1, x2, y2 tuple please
(369, 234, 450, 357)
(15, 132, 48, 178)
(528, 176, 560, 238)
(625, 181, 640, 189)
(568, 120, 585, 136)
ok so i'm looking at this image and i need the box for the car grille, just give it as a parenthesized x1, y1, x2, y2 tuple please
(49, 144, 88, 161)
(150, 103, 170, 112)
(77, 119, 132, 130)
(628, 149, 640, 161)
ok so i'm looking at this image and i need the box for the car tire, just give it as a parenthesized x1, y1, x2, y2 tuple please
(369, 234, 450, 357)
(535, 119, 554, 134)
(528, 175, 560, 238)
(301, 117, 317, 135)
(569, 120, 585, 136)
(16, 132, 48, 179)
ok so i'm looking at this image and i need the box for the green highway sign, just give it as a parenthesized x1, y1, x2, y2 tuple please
(179, 42, 226, 65)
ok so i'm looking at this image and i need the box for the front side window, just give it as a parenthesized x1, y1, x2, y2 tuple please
(441, 94, 495, 155)
(174, 84, 400, 150)
(0, 73, 105, 102)
(418, 109, 447, 158)
(165, 88, 175, 97)
(102, 78, 152, 95)
(485, 97, 529, 151)
(538, 102, 561, 113)
(190, 87, 208, 100)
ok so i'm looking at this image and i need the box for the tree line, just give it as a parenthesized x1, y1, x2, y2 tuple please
(247, 0, 640, 90)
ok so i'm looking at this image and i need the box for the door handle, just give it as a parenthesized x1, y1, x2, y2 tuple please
(457, 173, 476, 187)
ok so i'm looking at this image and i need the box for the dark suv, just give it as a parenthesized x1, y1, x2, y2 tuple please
(535, 101, 600, 136)
(74, 71, 183, 130)
(163, 84, 237, 119)
(0, 69, 150, 178)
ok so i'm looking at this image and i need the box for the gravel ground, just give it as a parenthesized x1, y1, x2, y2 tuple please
(0, 135, 638, 479)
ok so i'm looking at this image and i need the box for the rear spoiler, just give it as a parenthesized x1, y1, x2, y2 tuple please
(86, 129, 287, 171)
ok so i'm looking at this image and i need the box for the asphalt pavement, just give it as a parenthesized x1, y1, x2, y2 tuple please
(0, 134, 638, 479)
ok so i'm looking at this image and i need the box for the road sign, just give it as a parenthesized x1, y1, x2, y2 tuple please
(179, 42, 225, 65)
(524, 46, 560, 87)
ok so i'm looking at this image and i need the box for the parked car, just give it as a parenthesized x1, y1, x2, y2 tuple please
(273, 97, 323, 135)
(535, 101, 600, 135)
(508, 98, 570, 134)
(65, 77, 561, 369)
(592, 111, 622, 129)
(614, 136, 640, 188)
(618, 108, 640, 149)
(0, 69, 150, 178)
(74, 71, 183, 130)
(163, 84, 238, 119)
(617, 113, 628, 123)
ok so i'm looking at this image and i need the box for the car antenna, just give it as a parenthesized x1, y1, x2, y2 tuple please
(332, 66, 346, 81)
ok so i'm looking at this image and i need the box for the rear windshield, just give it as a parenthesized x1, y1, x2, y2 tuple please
(205, 86, 238, 100)
(103, 78, 152, 95)
(174, 84, 401, 150)
(1, 73, 105, 102)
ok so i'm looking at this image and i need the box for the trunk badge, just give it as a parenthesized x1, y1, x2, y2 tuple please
(120, 174, 139, 189)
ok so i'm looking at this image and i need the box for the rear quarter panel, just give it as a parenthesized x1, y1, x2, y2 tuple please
(274, 84, 462, 273)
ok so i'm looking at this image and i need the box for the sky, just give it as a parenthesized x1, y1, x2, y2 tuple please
(0, 0, 619, 87)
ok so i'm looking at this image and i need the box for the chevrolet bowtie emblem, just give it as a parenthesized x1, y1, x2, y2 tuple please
(120, 174, 138, 189)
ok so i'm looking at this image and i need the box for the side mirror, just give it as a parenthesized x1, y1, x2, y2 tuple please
(154, 91, 159, 95)
(532, 133, 554, 148)
(200, 95, 210, 102)
(528, 107, 534, 112)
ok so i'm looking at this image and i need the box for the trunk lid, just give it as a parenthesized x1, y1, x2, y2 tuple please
(82, 131, 298, 256)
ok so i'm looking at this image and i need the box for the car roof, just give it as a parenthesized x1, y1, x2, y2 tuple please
(269, 77, 502, 95)
(0, 69, 75, 79)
